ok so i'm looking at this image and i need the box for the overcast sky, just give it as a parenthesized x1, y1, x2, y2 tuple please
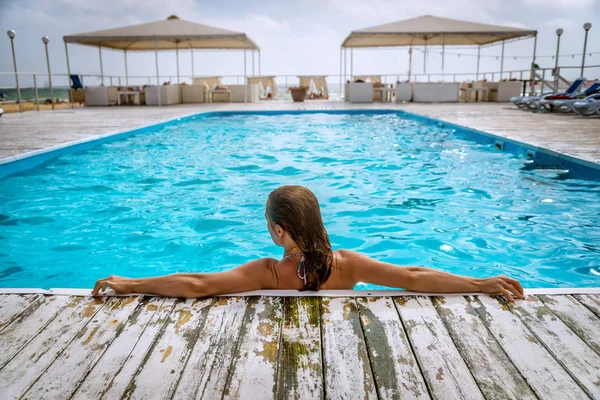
(1, 0, 598, 87)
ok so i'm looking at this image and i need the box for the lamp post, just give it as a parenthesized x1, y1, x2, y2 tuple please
(7, 30, 22, 113)
(42, 36, 54, 110)
(581, 23, 592, 76)
(554, 28, 563, 91)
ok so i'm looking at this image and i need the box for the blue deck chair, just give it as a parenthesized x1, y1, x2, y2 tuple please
(511, 76, 586, 109)
(539, 81, 600, 112)
(70, 75, 83, 90)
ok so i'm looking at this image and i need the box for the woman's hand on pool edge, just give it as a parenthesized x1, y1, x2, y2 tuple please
(92, 275, 134, 296)
(475, 275, 525, 302)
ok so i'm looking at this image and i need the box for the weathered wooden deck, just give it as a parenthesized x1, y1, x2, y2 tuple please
(1, 293, 599, 399)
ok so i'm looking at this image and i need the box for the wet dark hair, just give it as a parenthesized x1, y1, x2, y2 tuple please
(267, 185, 334, 290)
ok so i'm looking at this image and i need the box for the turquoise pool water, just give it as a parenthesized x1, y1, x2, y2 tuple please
(0, 112, 599, 289)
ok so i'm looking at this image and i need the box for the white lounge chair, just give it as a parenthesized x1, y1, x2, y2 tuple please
(511, 77, 586, 109)
(538, 82, 600, 112)
(573, 99, 600, 116)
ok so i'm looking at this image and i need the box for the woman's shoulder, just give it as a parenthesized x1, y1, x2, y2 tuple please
(333, 249, 362, 262)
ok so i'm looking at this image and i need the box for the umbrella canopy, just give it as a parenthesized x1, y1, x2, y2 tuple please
(342, 15, 536, 48)
(63, 15, 259, 50)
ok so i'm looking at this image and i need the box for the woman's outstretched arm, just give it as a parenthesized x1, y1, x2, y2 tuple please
(343, 250, 525, 302)
(92, 258, 279, 298)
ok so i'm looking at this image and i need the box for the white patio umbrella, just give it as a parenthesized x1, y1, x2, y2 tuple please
(63, 15, 260, 106)
(340, 15, 536, 90)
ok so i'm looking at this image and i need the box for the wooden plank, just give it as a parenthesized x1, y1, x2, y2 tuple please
(122, 298, 213, 400)
(475, 295, 589, 399)
(276, 297, 324, 400)
(575, 294, 600, 318)
(513, 295, 600, 398)
(0, 295, 71, 368)
(433, 296, 538, 400)
(0, 296, 106, 399)
(320, 297, 377, 400)
(357, 297, 430, 399)
(540, 295, 600, 355)
(71, 297, 171, 399)
(21, 296, 143, 399)
(395, 296, 484, 400)
(222, 296, 283, 400)
(0, 294, 41, 332)
(172, 297, 248, 399)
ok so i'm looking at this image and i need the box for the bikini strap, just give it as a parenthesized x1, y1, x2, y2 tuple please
(297, 256, 307, 286)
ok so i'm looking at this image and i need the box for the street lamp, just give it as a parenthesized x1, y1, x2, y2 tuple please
(554, 28, 563, 91)
(7, 30, 22, 113)
(42, 36, 54, 110)
(581, 23, 592, 76)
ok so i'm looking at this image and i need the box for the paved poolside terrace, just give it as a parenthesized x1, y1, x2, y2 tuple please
(0, 102, 599, 165)
(0, 102, 599, 399)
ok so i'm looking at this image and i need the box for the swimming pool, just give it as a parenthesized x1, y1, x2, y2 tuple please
(0, 110, 599, 290)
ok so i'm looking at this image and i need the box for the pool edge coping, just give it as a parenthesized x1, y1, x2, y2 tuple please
(2, 287, 600, 297)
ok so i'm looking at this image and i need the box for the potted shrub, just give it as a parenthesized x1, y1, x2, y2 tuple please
(289, 85, 308, 102)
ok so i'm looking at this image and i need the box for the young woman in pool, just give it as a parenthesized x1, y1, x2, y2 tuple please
(92, 185, 525, 302)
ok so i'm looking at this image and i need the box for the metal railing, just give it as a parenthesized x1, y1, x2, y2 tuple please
(1, 64, 599, 111)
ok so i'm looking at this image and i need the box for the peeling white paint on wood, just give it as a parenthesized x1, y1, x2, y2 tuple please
(122, 298, 213, 400)
(71, 297, 169, 399)
(0, 297, 106, 399)
(540, 295, 600, 355)
(475, 296, 589, 399)
(357, 297, 430, 399)
(575, 294, 600, 318)
(223, 296, 282, 400)
(395, 296, 484, 400)
(434, 296, 538, 399)
(173, 297, 248, 399)
(276, 297, 324, 400)
(21, 297, 143, 399)
(0, 295, 71, 368)
(321, 297, 377, 400)
(513, 295, 600, 398)
(1, 293, 600, 399)
(0, 294, 41, 332)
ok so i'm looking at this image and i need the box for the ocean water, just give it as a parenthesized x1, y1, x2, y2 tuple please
(0, 112, 599, 289)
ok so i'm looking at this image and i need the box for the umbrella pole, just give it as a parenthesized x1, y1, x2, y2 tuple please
(124, 50, 128, 85)
(99, 47, 104, 85)
(191, 48, 194, 82)
(244, 38, 247, 105)
(350, 38, 353, 81)
(154, 38, 161, 106)
(476, 45, 481, 81)
(408, 47, 412, 82)
(176, 43, 180, 84)
(339, 47, 342, 101)
(64, 41, 72, 108)
(343, 48, 347, 88)
(252, 50, 255, 76)
(442, 35, 445, 80)
(423, 41, 427, 74)
(530, 34, 537, 95)
(259, 50, 261, 75)
(500, 40, 505, 80)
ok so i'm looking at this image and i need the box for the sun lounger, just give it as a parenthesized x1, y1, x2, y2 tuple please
(573, 99, 600, 116)
(70, 75, 83, 90)
(538, 82, 600, 112)
(68, 75, 85, 104)
(511, 77, 586, 109)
